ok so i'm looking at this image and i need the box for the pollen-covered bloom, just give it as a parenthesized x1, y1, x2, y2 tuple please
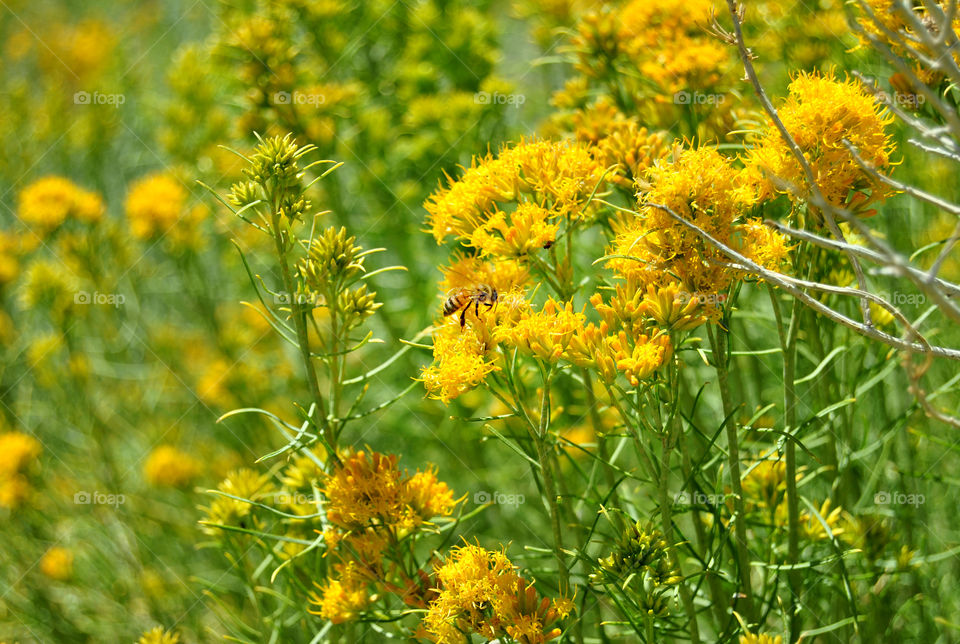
(746, 71, 896, 212)
(468, 203, 559, 257)
(322, 449, 460, 534)
(125, 173, 189, 239)
(425, 138, 605, 247)
(610, 145, 755, 300)
(738, 219, 792, 273)
(423, 544, 572, 643)
(309, 560, 373, 624)
(420, 319, 500, 402)
(495, 298, 586, 362)
(17, 176, 104, 233)
(311, 451, 461, 624)
(571, 101, 669, 188)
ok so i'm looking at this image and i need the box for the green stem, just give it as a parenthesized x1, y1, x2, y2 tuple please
(769, 287, 803, 641)
(708, 324, 756, 625)
(535, 368, 569, 590)
(658, 366, 700, 644)
(269, 200, 338, 463)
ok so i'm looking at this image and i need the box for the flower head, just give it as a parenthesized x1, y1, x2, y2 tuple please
(136, 627, 182, 644)
(40, 546, 74, 581)
(423, 544, 570, 643)
(18, 176, 104, 233)
(746, 71, 896, 212)
(125, 173, 188, 240)
(144, 445, 200, 488)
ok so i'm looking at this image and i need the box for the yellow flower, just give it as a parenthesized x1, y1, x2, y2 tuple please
(737, 219, 792, 273)
(308, 560, 371, 624)
(125, 173, 188, 240)
(135, 626, 181, 644)
(439, 254, 531, 298)
(609, 145, 754, 300)
(741, 457, 788, 513)
(201, 468, 275, 535)
(468, 203, 559, 258)
(17, 176, 104, 233)
(143, 445, 200, 488)
(39, 546, 73, 581)
(572, 101, 669, 188)
(420, 319, 500, 402)
(322, 450, 406, 530)
(0, 432, 42, 478)
(740, 632, 783, 644)
(425, 138, 605, 246)
(322, 450, 458, 533)
(42, 20, 115, 82)
(495, 298, 585, 362)
(800, 498, 844, 541)
(0, 231, 18, 285)
(404, 467, 459, 521)
(0, 476, 29, 510)
(423, 544, 570, 643)
(746, 70, 896, 212)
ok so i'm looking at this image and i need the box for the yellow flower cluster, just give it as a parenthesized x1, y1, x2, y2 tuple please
(136, 627, 182, 644)
(125, 172, 204, 241)
(311, 450, 460, 624)
(740, 632, 784, 644)
(17, 176, 104, 234)
(496, 298, 586, 362)
(609, 146, 791, 315)
(420, 317, 501, 402)
(423, 544, 572, 643)
(39, 546, 73, 581)
(322, 450, 458, 534)
(0, 431, 42, 510)
(0, 231, 19, 284)
(746, 71, 896, 213)
(569, 100, 670, 188)
(573, 0, 731, 98)
(143, 445, 200, 488)
(853, 1, 960, 86)
(201, 468, 275, 535)
(740, 454, 843, 541)
(425, 138, 606, 248)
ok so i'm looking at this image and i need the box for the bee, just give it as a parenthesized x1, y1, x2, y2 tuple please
(442, 283, 499, 328)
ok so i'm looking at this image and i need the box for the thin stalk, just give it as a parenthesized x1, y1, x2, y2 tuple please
(708, 324, 756, 624)
(769, 286, 803, 641)
(535, 368, 569, 590)
(269, 200, 338, 463)
(658, 367, 700, 644)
